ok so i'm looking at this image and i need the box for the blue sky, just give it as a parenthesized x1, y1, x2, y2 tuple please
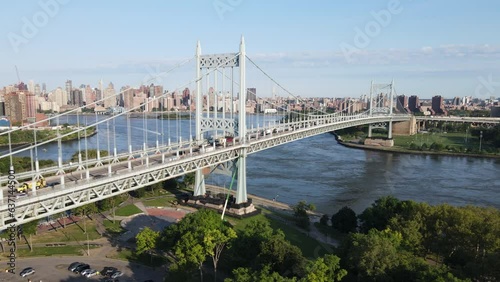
(1, 0, 500, 98)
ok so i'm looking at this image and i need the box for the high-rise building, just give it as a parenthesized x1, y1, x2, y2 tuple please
(0, 101, 5, 116)
(52, 87, 67, 107)
(396, 95, 408, 113)
(42, 83, 46, 93)
(122, 87, 134, 110)
(28, 80, 35, 94)
(247, 88, 256, 101)
(4, 91, 26, 124)
(432, 95, 447, 115)
(34, 84, 41, 96)
(70, 89, 83, 107)
(65, 80, 72, 98)
(84, 85, 95, 108)
(25, 92, 36, 118)
(104, 82, 116, 108)
(408, 95, 420, 113)
(182, 88, 190, 107)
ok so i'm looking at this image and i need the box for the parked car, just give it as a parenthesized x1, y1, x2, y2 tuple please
(73, 263, 89, 274)
(68, 262, 83, 271)
(80, 268, 92, 276)
(101, 266, 117, 276)
(20, 267, 35, 277)
(85, 269, 98, 277)
(111, 270, 123, 279)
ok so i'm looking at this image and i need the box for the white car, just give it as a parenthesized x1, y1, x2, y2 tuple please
(16, 193, 28, 199)
(85, 269, 98, 277)
(111, 271, 123, 279)
(80, 268, 92, 276)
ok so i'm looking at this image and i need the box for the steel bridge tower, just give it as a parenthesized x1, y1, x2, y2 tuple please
(368, 80, 395, 139)
(194, 37, 248, 204)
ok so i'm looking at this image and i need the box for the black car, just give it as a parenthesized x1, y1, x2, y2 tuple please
(101, 266, 118, 276)
(73, 263, 90, 274)
(20, 267, 35, 277)
(68, 262, 83, 271)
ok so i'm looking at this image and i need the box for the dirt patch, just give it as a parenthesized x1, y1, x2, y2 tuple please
(145, 208, 187, 220)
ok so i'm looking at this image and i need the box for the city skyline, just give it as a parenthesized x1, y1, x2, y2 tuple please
(1, 1, 500, 98)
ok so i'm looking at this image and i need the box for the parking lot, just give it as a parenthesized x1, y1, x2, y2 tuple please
(0, 256, 164, 282)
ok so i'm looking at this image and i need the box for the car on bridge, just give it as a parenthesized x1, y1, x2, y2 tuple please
(17, 178, 47, 193)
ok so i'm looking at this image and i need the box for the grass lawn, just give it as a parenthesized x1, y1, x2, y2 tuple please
(13, 245, 98, 257)
(103, 220, 125, 235)
(18, 220, 102, 244)
(393, 132, 471, 148)
(142, 195, 177, 207)
(364, 131, 498, 153)
(114, 204, 143, 216)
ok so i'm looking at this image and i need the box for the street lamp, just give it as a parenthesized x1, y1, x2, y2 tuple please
(479, 131, 483, 152)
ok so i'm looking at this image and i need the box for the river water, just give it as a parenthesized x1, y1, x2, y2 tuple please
(8, 115, 500, 214)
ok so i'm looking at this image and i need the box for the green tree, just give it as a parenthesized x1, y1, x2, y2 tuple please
(163, 209, 237, 281)
(70, 149, 108, 161)
(136, 227, 160, 263)
(20, 220, 38, 236)
(226, 265, 297, 282)
(174, 231, 210, 282)
(331, 206, 357, 233)
(258, 230, 308, 278)
(225, 219, 274, 269)
(340, 229, 402, 280)
(319, 214, 329, 226)
(204, 227, 237, 281)
(299, 254, 347, 282)
(292, 201, 315, 230)
(183, 172, 195, 188)
(358, 196, 418, 233)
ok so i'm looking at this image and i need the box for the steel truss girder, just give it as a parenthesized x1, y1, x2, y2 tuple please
(370, 122, 388, 129)
(200, 117, 236, 135)
(246, 116, 409, 154)
(371, 107, 390, 114)
(0, 140, 196, 183)
(0, 149, 239, 230)
(199, 53, 239, 68)
(0, 114, 410, 231)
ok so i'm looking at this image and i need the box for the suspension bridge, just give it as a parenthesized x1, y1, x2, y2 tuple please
(1, 37, 495, 231)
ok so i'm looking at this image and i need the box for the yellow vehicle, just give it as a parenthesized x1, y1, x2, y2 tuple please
(17, 179, 46, 193)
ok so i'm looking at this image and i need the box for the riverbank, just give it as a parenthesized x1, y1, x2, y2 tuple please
(337, 139, 500, 159)
(0, 127, 98, 147)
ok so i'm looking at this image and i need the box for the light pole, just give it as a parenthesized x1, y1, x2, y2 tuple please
(479, 131, 483, 152)
(87, 233, 90, 256)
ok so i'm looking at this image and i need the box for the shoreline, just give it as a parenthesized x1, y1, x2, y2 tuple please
(0, 129, 98, 148)
(337, 139, 500, 159)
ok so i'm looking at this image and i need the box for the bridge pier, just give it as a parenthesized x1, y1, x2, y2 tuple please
(194, 170, 206, 197)
(388, 121, 393, 139)
(236, 149, 247, 204)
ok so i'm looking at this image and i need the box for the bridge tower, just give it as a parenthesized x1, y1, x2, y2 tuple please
(368, 80, 395, 140)
(194, 37, 248, 204)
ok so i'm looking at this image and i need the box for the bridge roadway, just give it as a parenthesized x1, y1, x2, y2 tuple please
(416, 116, 500, 124)
(0, 113, 411, 230)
